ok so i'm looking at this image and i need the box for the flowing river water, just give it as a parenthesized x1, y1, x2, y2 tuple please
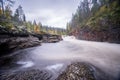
(0, 36, 120, 80)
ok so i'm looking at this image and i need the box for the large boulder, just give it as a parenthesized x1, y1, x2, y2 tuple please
(57, 62, 96, 80)
(57, 62, 114, 80)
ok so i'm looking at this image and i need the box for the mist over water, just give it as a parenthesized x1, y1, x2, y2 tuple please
(2, 36, 120, 79)
(32, 36, 120, 78)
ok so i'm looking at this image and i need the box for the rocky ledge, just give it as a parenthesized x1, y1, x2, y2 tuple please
(0, 26, 62, 57)
(42, 34, 62, 43)
(0, 26, 41, 56)
(0, 36, 41, 56)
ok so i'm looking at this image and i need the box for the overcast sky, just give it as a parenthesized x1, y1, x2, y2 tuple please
(13, 0, 80, 29)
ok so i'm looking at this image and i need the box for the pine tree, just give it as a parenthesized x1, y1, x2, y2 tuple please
(0, 0, 14, 15)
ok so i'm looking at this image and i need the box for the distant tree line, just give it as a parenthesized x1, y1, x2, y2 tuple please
(0, 0, 66, 35)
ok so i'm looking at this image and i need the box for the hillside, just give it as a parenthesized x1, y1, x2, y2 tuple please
(67, 0, 120, 43)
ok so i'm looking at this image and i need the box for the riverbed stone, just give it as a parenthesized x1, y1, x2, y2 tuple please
(0, 69, 52, 80)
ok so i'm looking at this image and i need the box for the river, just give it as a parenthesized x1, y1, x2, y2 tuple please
(0, 36, 120, 80)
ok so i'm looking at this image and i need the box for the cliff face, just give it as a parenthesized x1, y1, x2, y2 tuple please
(71, 26, 120, 43)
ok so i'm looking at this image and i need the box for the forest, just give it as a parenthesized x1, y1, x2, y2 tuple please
(0, 0, 66, 35)
(67, 0, 120, 43)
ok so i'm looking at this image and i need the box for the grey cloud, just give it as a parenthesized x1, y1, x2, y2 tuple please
(13, 0, 80, 28)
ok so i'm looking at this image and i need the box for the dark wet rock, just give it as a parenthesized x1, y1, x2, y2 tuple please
(70, 26, 120, 44)
(0, 69, 52, 80)
(0, 26, 43, 56)
(31, 33, 43, 40)
(42, 34, 62, 43)
(0, 36, 41, 56)
(0, 25, 63, 56)
(57, 62, 96, 80)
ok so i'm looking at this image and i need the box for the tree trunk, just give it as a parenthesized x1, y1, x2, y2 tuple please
(1, 0, 4, 15)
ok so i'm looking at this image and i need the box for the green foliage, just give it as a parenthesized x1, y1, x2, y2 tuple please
(0, 0, 66, 35)
(0, 16, 14, 29)
(0, 0, 14, 15)
(41, 26, 66, 35)
(67, 0, 120, 34)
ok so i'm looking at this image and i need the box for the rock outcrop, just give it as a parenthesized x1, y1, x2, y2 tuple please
(0, 26, 42, 56)
(57, 62, 96, 80)
(0, 26, 62, 56)
(57, 62, 115, 80)
(70, 26, 120, 43)
(0, 36, 41, 56)
(42, 34, 62, 43)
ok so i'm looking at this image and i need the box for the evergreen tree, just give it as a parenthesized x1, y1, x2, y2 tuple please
(0, 0, 14, 15)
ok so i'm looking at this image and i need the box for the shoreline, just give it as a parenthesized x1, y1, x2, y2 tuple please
(0, 26, 62, 57)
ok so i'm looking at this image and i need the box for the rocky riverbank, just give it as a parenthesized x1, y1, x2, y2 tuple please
(0, 36, 41, 56)
(42, 34, 62, 43)
(0, 26, 62, 57)
(70, 27, 120, 43)
(0, 26, 40, 56)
